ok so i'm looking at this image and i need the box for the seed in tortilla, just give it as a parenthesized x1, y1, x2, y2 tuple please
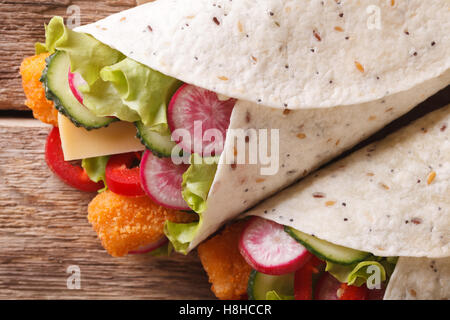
(237, 21, 243, 32)
(427, 171, 436, 185)
(379, 183, 390, 190)
(313, 192, 326, 198)
(313, 30, 322, 41)
(355, 61, 365, 73)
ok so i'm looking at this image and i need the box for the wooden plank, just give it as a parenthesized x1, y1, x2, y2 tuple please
(0, 0, 140, 111)
(0, 120, 214, 299)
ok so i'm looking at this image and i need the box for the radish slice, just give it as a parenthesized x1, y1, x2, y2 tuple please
(140, 150, 191, 210)
(239, 217, 312, 276)
(68, 70, 86, 104)
(168, 84, 236, 156)
(314, 273, 341, 300)
(128, 237, 169, 255)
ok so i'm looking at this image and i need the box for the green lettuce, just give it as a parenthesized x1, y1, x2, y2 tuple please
(182, 154, 219, 214)
(38, 16, 181, 131)
(165, 221, 200, 253)
(37, 16, 124, 85)
(81, 156, 109, 192)
(148, 242, 174, 257)
(326, 257, 397, 287)
(99, 58, 182, 132)
(266, 291, 294, 300)
(164, 154, 219, 253)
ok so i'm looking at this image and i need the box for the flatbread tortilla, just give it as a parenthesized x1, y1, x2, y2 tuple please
(73, 0, 450, 252)
(77, 0, 449, 109)
(189, 73, 449, 250)
(384, 257, 450, 300)
(247, 104, 450, 257)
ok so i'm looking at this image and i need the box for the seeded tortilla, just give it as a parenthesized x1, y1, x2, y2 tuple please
(384, 257, 450, 300)
(247, 104, 450, 258)
(73, 0, 450, 252)
(77, 0, 449, 109)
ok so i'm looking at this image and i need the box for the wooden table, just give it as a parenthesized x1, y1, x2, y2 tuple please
(1, 0, 448, 300)
(0, 0, 214, 300)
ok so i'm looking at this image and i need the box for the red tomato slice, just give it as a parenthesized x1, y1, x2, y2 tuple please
(338, 283, 368, 300)
(294, 256, 324, 300)
(105, 152, 145, 197)
(45, 127, 104, 192)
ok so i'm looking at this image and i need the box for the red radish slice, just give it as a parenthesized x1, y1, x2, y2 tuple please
(314, 273, 341, 300)
(168, 84, 236, 156)
(128, 237, 169, 255)
(140, 150, 191, 210)
(239, 217, 312, 276)
(68, 70, 86, 104)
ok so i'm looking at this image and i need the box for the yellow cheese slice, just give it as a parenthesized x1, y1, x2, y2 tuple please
(58, 113, 145, 161)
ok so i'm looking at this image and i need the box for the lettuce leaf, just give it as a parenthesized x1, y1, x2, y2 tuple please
(181, 154, 218, 214)
(148, 242, 174, 257)
(99, 58, 182, 131)
(326, 257, 397, 287)
(81, 156, 109, 192)
(39, 17, 181, 130)
(164, 221, 199, 254)
(38, 16, 124, 85)
(164, 155, 219, 253)
(266, 291, 295, 300)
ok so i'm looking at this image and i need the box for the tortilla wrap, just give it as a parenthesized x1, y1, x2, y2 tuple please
(77, 0, 449, 109)
(384, 257, 450, 300)
(73, 0, 450, 252)
(246, 104, 450, 258)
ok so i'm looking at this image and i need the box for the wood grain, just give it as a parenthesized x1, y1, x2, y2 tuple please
(0, 0, 139, 111)
(0, 119, 214, 300)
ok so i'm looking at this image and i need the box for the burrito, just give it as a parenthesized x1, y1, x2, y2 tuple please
(20, 0, 449, 257)
(199, 104, 449, 300)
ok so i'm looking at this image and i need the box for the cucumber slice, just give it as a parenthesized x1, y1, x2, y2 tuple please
(285, 227, 370, 265)
(41, 51, 115, 130)
(247, 270, 294, 300)
(136, 121, 178, 158)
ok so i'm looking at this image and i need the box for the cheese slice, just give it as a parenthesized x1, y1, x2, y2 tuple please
(58, 113, 145, 161)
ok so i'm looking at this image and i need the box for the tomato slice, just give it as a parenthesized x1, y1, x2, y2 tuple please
(45, 127, 104, 192)
(294, 256, 324, 300)
(338, 283, 368, 300)
(105, 152, 145, 197)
